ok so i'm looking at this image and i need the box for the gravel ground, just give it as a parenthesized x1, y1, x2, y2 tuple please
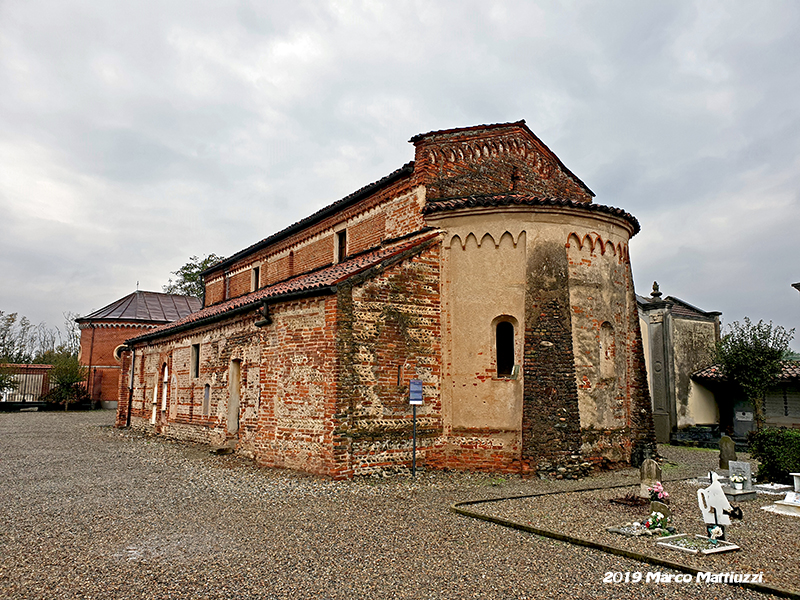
(0, 411, 791, 600)
(481, 446, 798, 594)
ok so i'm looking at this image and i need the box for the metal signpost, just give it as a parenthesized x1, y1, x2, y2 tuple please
(409, 379, 423, 477)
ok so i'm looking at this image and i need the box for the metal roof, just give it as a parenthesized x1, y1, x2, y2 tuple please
(76, 291, 202, 324)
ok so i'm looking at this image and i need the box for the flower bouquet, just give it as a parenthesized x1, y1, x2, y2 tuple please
(647, 481, 669, 503)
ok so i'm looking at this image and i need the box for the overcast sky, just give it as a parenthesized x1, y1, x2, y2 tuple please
(1, 1, 798, 349)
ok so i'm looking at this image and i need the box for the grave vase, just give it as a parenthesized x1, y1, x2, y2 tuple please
(734, 482, 743, 490)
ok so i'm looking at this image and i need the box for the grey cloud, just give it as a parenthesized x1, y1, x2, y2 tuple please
(1, 0, 797, 351)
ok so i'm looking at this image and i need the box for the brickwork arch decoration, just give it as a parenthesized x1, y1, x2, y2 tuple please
(566, 232, 628, 264)
(427, 134, 551, 167)
(446, 230, 524, 250)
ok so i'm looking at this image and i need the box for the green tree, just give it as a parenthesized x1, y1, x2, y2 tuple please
(716, 318, 795, 428)
(163, 254, 224, 299)
(43, 352, 89, 411)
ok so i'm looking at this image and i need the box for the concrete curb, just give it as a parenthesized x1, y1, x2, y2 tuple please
(451, 480, 799, 599)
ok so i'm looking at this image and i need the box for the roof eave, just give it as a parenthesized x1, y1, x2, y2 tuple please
(202, 162, 415, 277)
(127, 286, 338, 346)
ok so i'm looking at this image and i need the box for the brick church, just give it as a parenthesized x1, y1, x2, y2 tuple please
(77, 290, 200, 408)
(116, 121, 656, 479)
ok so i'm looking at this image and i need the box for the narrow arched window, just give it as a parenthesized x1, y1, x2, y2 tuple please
(202, 384, 210, 417)
(496, 321, 515, 378)
(161, 364, 169, 411)
(600, 322, 615, 379)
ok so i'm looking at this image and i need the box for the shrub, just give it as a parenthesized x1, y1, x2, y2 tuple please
(716, 318, 794, 428)
(41, 352, 89, 410)
(747, 427, 800, 484)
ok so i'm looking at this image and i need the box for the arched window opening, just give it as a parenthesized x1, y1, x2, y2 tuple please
(150, 384, 158, 425)
(161, 364, 169, 411)
(496, 321, 515, 378)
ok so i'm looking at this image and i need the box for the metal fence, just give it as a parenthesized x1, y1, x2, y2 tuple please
(0, 364, 54, 402)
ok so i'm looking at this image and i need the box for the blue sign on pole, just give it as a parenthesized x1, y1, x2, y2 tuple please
(408, 378, 423, 477)
(409, 379, 423, 405)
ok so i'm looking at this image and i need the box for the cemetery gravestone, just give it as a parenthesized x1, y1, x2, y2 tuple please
(650, 500, 671, 520)
(719, 435, 736, 470)
(640, 458, 661, 499)
(728, 461, 752, 490)
(725, 460, 757, 502)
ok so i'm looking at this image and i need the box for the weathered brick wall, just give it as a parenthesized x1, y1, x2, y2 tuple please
(80, 324, 152, 404)
(567, 232, 656, 467)
(203, 177, 423, 301)
(348, 212, 386, 255)
(522, 239, 584, 476)
(116, 350, 132, 427)
(412, 127, 592, 202)
(227, 269, 252, 299)
(252, 297, 339, 476)
(334, 243, 442, 476)
(292, 236, 334, 276)
(205, 278, 224, 305)
(123, 317, 264, 451)
(267, 253, 292, 285)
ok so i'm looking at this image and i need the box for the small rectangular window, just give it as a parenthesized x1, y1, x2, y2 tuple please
(252, 266, 260, 291)
(202, 384, 210, 417)
(336, 230, 347, 263)
(191, 344, 200, 379)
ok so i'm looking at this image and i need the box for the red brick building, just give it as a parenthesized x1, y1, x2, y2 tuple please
(117, 121, 656, 478)
(77, 291, 200, 408)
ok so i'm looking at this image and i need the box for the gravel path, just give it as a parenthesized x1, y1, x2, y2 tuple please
(0, 411, 790, 600)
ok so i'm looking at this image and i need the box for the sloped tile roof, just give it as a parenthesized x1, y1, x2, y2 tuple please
(409, 120, 528, 142)
(693, 361, 800, 382)
(76, 291, 201, 324)
(665, 297, 719, 319)
(203, 162, 415, 276)
(692, 365, 725, 381)
(128, 231, 440, 344)
(637, 294, 719, 319)
(422, 194, 640, 235)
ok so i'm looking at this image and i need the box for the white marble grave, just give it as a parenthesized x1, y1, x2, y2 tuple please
(761, 472, 800, 517)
